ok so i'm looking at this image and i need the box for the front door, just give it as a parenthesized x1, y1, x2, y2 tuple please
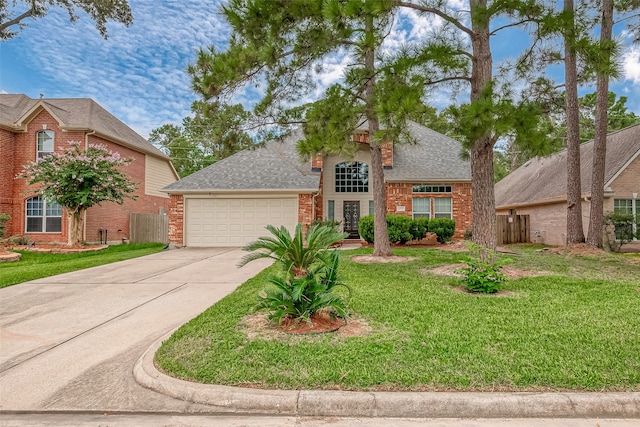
(343, 201, 360, 238)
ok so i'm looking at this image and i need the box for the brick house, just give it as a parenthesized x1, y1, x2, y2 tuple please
(163, 121, 472, 247)
(0, 94, 179, 245)
(495, 123, 640, 247)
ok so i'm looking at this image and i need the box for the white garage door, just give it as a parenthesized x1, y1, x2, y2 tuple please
(185, 198, 298, 247)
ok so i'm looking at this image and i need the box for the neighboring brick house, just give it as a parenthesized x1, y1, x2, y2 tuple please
(163, 121, 472, 247)
(0, 94, 179, 245)
(495, 123, 640, 247)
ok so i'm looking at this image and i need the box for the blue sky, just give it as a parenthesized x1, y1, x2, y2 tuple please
(1, 0, 640, 139)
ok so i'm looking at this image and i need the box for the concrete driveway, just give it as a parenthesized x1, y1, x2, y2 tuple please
(0, 247, 271, 412)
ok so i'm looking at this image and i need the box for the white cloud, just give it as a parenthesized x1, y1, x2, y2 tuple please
(623, 45, 640, 84)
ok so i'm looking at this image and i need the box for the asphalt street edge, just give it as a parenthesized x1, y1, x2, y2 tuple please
(134, 333, 640, 418)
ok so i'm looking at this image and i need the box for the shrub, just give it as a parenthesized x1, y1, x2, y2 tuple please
(456, 242, 511, 294)
(311, 219, 342, 232)
(410, 217, 429, 241)
(239, 224, 347, 278)
(256, 250, 350, 324)
(387, 215, 413, 244)
(8, 234, 29, 245)
(0, 213, 10, 239)
(358, 215, 375, 243)
(464, 226, 473, 241)
(429, 218, 456, 243)
(603, 211, 640, 253)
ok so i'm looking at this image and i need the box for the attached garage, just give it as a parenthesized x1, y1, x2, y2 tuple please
(185, 197, 298, 247)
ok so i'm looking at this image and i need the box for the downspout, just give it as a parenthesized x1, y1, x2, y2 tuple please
(83, 131, 96, 242)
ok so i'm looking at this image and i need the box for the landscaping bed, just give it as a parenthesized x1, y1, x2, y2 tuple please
(156, 245, 640, 392)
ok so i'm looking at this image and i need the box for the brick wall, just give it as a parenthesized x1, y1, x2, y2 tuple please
(168, 194, 184, 246)
(298, 193, 314, 226)
(384, 182, 472, 239)
(6, 109, 171, 244)
(0, 129, 15, 235)
(351, 132, 393, 168)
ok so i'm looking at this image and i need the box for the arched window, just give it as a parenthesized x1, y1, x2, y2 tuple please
(36, 130, 54, 158)
(335, 161, 369, 193)
(26, 196, 62, 233)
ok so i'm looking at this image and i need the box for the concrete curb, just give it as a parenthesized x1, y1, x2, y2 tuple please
(135, 334, 640, 418)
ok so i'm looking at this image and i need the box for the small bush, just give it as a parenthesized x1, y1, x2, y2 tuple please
(311, 219, 342, 232)
(603, 211, 640, 253)
(429, 218, 456, 243)
(358, 215, 375, 243)
(457, 243, 511, 294)
(410, 217, 429, 241)
(0, 213, 10, 239)
(387, 215, 413, 244)
(8, 234, 29, 245)
(464, 226, 473, 241)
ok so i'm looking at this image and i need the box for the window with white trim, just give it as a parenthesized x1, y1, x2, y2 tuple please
(614, 199, 639, 240)
(412, 198, 430, 218)
(433, 198, 452, 219)
(327, 200, 335, 221)
(26, 196, 62, 233)
(36, 130, 54, 158)
(412, 184, 451, 193)
(369, 200, 374, 215)
(335, 161, 368, 192)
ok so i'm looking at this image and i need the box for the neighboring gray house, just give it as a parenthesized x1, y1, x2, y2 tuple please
(495, 123, 640, 246)
(163, 121, 473, 247)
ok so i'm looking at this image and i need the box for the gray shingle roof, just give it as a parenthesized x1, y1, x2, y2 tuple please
(163, 128, 321, 192)
(385, 121, 471, 181)
(0, 94, 169, 159)
(495, 123, 640, 208)
(163, 121, 470, 193)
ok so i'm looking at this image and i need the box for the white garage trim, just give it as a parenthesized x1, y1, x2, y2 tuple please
(185, 196, 298, 247)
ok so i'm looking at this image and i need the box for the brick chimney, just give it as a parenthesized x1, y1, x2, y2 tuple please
(311, 155, 323, 171)
(352, 132, 393, 169)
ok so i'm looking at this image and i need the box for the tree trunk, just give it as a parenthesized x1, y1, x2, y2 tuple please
(68, 208, 85, 246)
(587, 0, 613, 249)
(564, 0, 585, 245)
(469, 0, 497, 252)
(364, 14, 392, 257)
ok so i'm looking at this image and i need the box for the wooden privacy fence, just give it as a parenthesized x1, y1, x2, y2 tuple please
(497, 214, 530, 245)
(130, 213, 169, 244)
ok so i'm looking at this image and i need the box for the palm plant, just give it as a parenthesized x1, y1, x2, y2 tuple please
(256, 251, 351, 324)
(238, 224, 347, 278)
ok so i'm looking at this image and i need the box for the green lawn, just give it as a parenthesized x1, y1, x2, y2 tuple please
(156, 245, 640, 392)
(0, 243, 166, 288)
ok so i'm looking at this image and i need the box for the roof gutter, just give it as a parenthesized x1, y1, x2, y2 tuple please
(163, 188, 318, 195)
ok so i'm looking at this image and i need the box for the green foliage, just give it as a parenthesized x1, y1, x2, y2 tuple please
(311, 219, 342, 232)
(0, 0, 133, 41)
(360, 215, 446, 244)
(0, 213, 9, 239)
(7, 234, 29, 245)
(410, 217, 430, 241)
(457, 243, 510, 294)
(358, 215, 375, 243)
(428, 218, 456, 243)
(19, 142, 137, 212)
(157, 246, 640, 391)
(386, 215, 413, 244)
(149, 100, 255, 177)
(256, 251, 350, 324)
(603, 211, 640, 252)
(239, 223, 347, 278)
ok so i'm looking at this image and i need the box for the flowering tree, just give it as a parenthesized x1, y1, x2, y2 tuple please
(19, 142, 137, 246)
